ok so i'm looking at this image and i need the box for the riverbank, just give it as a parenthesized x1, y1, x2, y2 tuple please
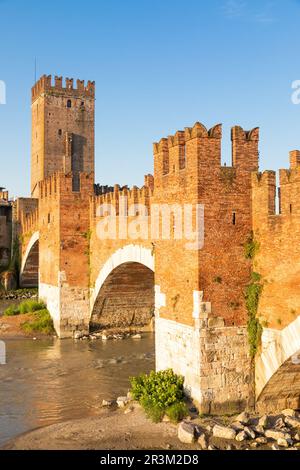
(2, 406, 191, 450)
(3, 400, 300, 451)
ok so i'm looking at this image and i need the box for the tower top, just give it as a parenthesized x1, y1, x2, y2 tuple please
(31, 74, 95, 102)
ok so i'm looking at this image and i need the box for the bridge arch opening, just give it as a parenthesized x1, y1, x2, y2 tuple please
(256, 350, 300, 413)
(90, 261, 155, 331)
(20, 232, 39, 288)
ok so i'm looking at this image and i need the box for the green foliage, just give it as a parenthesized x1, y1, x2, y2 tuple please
(245, 272, 263, 357)
(213, 276, 222, 284)
(21, 309, 55, 335)
(130, 369, 186, 423)
(247, 316, 262, 358)
(8, 237, 21, 278)
(4, 304, 20, 316)
(165, 402, 189, 423)
(82, 230, 92, 241)
(4, 299, 46, 316)
(244, 232, 260, 260)
(140, 397, 165, 423)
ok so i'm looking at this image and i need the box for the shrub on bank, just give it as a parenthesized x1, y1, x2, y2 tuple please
(130, 369, 188, 423)
(3, 304, 20, 316)
(21, 309, 55, 335)
(4, 299, 46, 316)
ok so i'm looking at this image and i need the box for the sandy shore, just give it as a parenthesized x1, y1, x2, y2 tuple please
(2, 406, 195, 451)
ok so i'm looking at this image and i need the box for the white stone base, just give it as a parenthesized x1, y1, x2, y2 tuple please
(155, 316, 202, 402)
(155, 315, 252, 413)
(39, 282, 61, 336)
(39, 280, 90, 338)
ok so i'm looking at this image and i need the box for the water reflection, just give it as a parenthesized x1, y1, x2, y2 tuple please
(0, 335, 155, 446)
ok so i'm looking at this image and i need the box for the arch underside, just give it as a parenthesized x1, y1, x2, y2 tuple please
(90, 261, 155, 331)
(20, 240, 39, 288)
(256, 350, 300, 413)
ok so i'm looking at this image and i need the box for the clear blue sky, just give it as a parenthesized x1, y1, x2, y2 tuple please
(1, 0, 300, 197)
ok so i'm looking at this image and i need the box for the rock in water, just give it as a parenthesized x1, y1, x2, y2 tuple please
(212, 425, 236, 440)
(178, 422, 196, 444)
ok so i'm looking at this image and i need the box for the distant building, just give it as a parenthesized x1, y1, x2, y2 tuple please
(0, 188, 12, 268)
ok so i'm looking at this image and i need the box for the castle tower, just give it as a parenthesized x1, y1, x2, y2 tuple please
(31, 75, 95, 197)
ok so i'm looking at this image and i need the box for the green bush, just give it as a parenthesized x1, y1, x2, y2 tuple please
(21, 309, 55, 335)
(4, 299, 46, 317)
(19, 300, 46, 314)
(140, 397, 165, 423)
(4, 304, 20, 316)
(130, 369, 186, 423)
(165, 401, 189, 423)
(244, 232, 260, 260)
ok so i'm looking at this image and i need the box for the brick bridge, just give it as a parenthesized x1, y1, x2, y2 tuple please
(15, 75, 300, 414)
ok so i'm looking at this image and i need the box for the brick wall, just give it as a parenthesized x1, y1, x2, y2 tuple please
(252, 152, 300, 330)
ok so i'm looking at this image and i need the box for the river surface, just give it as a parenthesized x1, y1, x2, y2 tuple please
(0, 323, 155, 446)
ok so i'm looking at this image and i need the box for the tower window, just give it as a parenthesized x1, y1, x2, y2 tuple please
(67, 99, 72, 108)
(47, 213, 51, 224)
(58, 129, 62, 136)
(290, 204, 292, 214)
(232, 212, 236, 225)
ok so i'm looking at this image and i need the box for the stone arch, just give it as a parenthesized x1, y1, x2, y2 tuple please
(256, 316, 300, 412)
(20, 231, 39, 288)
(90, 245, 155, 331)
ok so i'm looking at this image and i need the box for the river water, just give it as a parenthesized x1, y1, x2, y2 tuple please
(0, 302, 155, 446)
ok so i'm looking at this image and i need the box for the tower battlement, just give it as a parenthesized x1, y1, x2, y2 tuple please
(39, 172, 94, 200)
(32, 75, 95, 102)
(153, 122, 259, 182)
(252, 151, 300, 223)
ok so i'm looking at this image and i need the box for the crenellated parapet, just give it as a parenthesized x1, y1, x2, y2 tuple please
(21, 207, 39, 235)
(91, 178, 154, 217)
(38, 172, 94, 200)
(252, 149, 300, 229)
(153, 122, 259, 184)
(32, 75, 95, 102)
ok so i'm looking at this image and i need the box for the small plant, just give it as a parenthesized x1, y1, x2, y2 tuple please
(213, 276, 222, 284)
(245, 272, 263, 357)
(19, 300, 46, 314)
(4, 304, 20, 316)
(277, 318, 282, 326)
(4, 299, 46, 316)
(244, 232, 260, 260)
(130, 369, 186, 423)
(21, 309, 55, 335)
(165, 402, 189, 423)
(291, 309, 297, 317)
